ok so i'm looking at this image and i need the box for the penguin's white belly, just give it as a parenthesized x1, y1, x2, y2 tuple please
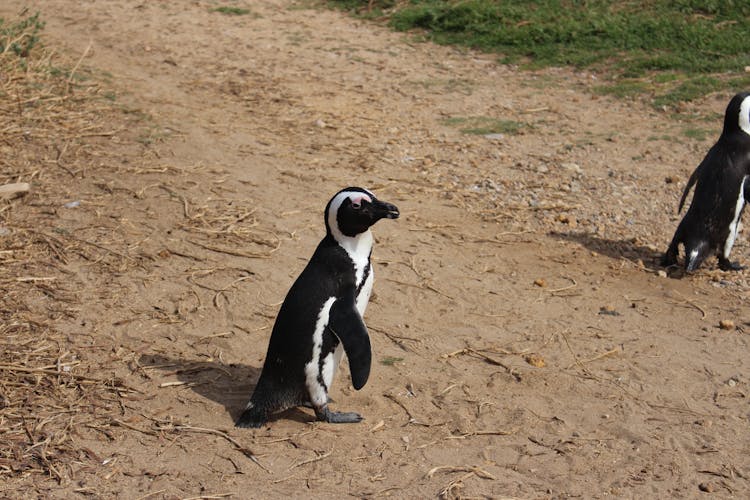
(724, 176, 747, 258)
(329, 344, 344, 388)
(305, 297, 336, 406)
(356, 268, 374, 316)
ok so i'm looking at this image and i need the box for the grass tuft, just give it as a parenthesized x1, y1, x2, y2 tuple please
(211, 6, 252, 16)
(381, 356, 404, 366)
(0, 12, 44, 58)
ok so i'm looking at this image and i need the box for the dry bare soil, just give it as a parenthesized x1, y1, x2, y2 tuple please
(1, 0, 749, 498)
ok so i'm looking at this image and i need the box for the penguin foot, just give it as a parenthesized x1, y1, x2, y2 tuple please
(235, 408, 267, 428)
(660, 252, 677, 268)
(718, 258, 745, 271)
(314, 405, 363, 424)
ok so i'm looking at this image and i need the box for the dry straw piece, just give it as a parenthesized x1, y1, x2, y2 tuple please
(0, 14, 133, 482)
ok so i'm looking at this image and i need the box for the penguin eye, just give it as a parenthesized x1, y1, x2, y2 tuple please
(351, 200, 361, 210)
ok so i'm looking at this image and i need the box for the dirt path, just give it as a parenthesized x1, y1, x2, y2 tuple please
(2, 0, 749, 497)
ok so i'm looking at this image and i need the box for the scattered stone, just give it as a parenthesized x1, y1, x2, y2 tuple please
(664, 175, 679, 184)
(557, 214, 576, 227)
(718, 319, 735, 331)
(657, 270, 668, 278)
(698, 482, 714, 493)
(0, 182, 30, 200)
(561, 162, 582, 174)
(599, 305, 620, 316)
(483, 133, 504, 140)
(534, 278, 547, 287)
(524, 353, 546, 368)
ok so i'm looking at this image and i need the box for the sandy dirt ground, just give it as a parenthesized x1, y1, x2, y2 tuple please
(1, 0, 749, 498)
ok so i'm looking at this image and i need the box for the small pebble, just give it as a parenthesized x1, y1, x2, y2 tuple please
(534, 278, 547, 288)
(698, 482, 714, 493)
(599, 305, 620, 316)
(523, 353, 546, 368)
(657, 270, 668, 278)
(483, 133, 504, 140)
(561, 162, 582, 174)
(719, 319, 735, 331)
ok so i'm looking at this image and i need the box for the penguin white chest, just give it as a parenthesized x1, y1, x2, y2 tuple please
(724, 175, 748, 258)
(337, 230, 374, 314)
(304, 297, 336, 407)
(356, 267, 374, 316)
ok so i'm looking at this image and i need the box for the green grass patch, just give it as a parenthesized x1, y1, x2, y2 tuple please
(211, 6, 252, 16)
(380, 356, 404, 366)
(682, 127, 713, 142)
(0, 12, 44, 58)
(442, 116, 524, 135)
(328, 0, 750, 106)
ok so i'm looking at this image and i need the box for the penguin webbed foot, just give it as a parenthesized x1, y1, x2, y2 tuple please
(660, 253, 677, 268)
(718, 257, 745, 271)
(235, 407, 267, 429)
(314, 404, 363, 424)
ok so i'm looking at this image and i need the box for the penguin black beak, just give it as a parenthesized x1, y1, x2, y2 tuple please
(374, 200, 399, 220)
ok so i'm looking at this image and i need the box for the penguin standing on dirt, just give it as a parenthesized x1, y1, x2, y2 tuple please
(236, 187, 399, 428)
(662, 91, 750, 272)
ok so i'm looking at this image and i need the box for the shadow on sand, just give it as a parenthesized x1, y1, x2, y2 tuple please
(138, 353, 313, 425)
(550, 230, 665, 268)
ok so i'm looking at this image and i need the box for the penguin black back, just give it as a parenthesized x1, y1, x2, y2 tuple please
(663, 91, 750, 272)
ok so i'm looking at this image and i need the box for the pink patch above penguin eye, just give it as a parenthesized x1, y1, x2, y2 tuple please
(350, 194, 371, 210)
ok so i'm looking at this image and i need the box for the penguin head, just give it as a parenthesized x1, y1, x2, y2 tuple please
(324, 187, 400, 239)
(722, 91, 750, 137)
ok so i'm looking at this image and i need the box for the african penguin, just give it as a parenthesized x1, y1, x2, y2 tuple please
(236, 187, 399, 428)
(662, 91, 750, 272)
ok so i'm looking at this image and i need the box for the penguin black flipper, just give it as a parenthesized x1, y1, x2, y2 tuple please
(328, 294, 371, 390)
(678, 156, 708, 213)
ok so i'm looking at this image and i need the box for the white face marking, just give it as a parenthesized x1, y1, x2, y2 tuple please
(326, 189, 376, 287)
(304, 297, 336, 406)
(724, 176, 747, 258)
(739, 97, 750, 136)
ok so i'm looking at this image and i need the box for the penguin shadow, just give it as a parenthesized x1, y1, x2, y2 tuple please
(549, 230, 665, 269)
(138, 353, 312, 425)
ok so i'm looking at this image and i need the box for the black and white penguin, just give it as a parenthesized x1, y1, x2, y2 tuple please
(236, 187, 399, 428)
(663, 91, 750, 272)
